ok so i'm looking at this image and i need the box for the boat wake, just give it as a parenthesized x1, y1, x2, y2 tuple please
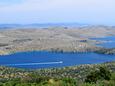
(4, 61, 63, 66)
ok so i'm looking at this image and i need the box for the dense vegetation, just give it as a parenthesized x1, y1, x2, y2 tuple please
(0, 61, 115, 86)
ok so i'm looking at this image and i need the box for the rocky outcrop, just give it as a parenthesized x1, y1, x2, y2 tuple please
(0, 50, 9, 55)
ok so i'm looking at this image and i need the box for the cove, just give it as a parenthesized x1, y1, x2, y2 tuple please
(90, 36, 115, 48)
(0, 51, 115, 69)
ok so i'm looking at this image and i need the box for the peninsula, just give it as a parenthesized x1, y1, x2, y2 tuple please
(0, 26, 115, 55)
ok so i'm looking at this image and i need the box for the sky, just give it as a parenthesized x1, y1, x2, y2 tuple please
(0, 0, 115, 25)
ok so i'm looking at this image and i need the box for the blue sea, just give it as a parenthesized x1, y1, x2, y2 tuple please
(91, 36, 115, 48)
(0, 25, 115, 69)
(0, 51, 115, 69)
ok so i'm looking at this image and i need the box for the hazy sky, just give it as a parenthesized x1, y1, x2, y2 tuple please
(0, 0, 115, 25)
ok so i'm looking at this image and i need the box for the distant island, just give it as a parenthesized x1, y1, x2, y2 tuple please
(0, 25, 115, 55)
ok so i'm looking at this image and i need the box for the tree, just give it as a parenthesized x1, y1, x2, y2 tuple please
(85, 66, 111, 83)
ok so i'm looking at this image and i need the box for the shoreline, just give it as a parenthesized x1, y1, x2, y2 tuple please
(0, 46, 115, 56)
(0, 26, 115, 55)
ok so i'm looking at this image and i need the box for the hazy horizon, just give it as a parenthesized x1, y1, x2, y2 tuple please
(0, 0, 115, 25)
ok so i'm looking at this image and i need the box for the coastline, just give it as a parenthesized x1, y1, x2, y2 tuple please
(0, 26, 115, 55)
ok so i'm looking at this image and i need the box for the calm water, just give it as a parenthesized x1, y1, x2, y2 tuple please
(0, 51, 115, 69)
(91, 36, 115, 48)
(0, 36, 115, 69)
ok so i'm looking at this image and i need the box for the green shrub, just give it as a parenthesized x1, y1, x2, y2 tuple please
(111, 72, 115, 81)
(99, 67, 111, 80)
(85, 67, 111, 83)
(62, 78, 77, 86)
